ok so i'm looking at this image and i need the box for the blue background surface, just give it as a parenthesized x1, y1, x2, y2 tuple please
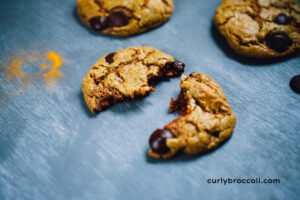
(0, 0, 299, 199)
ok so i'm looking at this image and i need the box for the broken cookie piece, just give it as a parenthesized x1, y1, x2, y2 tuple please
(214, 0, 300, 58)
(82, 46, 185, 113)
(148, 72, 236, 159)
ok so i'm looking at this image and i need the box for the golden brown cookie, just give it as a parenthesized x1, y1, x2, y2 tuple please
(148, 73, 236, 159)
(77, 0, 174, 36)
(214, 0, 300, 58)
(82, 46, 185, 113)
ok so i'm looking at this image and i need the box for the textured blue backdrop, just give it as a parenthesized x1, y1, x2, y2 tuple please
(0, 0, 299, 199)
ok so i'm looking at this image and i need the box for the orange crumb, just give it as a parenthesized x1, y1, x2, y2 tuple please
(2, 51, 64, 88)
(5, 57, 26, 79)
(43, 51, 64, 86)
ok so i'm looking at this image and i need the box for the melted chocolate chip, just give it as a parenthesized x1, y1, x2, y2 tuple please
(290, 75, 300, 94)
(108, 12, 129, 27)
(274, 14, 292, 25)
(149, 129, 175, 154)
(266, 33, 292, 52)
(89, 16, 109, 31)
(165, 59, 185, 74)
(173, 59, 185, 73)
(105, 52, 116, 64)
(210, 131, 220, 137)
(148, 77, 160, 86)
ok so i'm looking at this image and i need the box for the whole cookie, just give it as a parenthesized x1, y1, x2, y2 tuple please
(214, 0, 300, 58)
(148, 73, 236, 159)
(77, 0, 174, 36)
(82, 46, 185, 113)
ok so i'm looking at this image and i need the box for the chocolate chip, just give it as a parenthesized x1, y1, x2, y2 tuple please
(211, 131, 220, 137)
(173, 59, 185, 73)
(266, 33, 292, 52)
(165, 59, 185, 75)
(149, 129, 175, 154)
(105, 52, 116, 64)
(108, 12, 129, 27)
(274, 14, 292, 25)
(290, 75, 300, 94)
(89, 16, 109, 31)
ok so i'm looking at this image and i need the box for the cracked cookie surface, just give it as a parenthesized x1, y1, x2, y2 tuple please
(82, 46, 185, 113)
(77, 0, 174, 36)
(148, 73, 236, 159)
(214, 0, 300, 58)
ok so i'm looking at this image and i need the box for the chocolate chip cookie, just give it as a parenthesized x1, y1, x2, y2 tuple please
(214, 0, 300, 58)
(77, 0, 174, 36)
(148, 73, 236, 159)
(82, 46, 185, 113)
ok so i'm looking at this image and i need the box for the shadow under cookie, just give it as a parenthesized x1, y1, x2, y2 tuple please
(78, 90, 97, 118)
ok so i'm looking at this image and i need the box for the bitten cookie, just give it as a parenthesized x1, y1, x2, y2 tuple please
(82, 46, 185, 113)
(77, 0, 174, 36)
(148, 73, 236, 159)
(214, 0, 300, 58)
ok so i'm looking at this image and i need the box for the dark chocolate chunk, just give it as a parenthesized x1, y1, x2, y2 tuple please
(149, 129, 175, 154)
(105, 52, 116, 64)
(266, 33, 292, 52)
(274, 14, 292, 25)
(89, 16, 109, 31)
(165, 59, 185, 75)
(290, 75, 300, 94)
(108, 12, 129, 27)
(173, 59, 185, 73)
(210, 131, 220, 137)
